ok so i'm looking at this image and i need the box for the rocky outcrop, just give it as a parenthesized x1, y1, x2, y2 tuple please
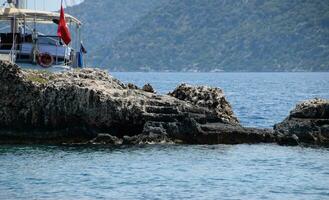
(274, 98, 329, 146)
(169, 84, 239, 124)
(0, 60, 275, 145)
(142, 83, 156, 93)
(89, 134, 123, 145)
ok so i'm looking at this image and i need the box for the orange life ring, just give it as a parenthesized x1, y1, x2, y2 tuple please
(37, 53, 54, 68)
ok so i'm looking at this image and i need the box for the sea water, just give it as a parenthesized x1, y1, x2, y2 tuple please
(0, 72, 329, 200)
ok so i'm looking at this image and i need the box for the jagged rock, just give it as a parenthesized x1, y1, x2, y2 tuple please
(127, 83, 139, 90)
(274, 98, 329, 146)
(145, 118, 276, 145)
(0, 60, 273, 145)
(89, 134, 122, 145)
(123, 133, 173, 145)
(168, 84, 239, 124)
(290, 98, 329, 119)
(142, 83, 156, 93)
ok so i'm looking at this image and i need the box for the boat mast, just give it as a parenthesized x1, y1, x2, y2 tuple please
(9, 0, 25, 8)
(8, 0, 25, 33)
(8, 0, 17, 33)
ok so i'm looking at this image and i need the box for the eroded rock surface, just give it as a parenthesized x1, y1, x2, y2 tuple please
(142, 83, 156, 93)
(169, 84, 239, 124)
(89, 134, 123, 145)
(274, 98, 329, 146)
(0, 60, 274, 145)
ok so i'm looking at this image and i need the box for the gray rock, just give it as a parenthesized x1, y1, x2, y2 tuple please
(0, 60, 273, 145)
(123, 133, 173, 145)
(142, 83, 156, 93)
(127, 83, 139, 90)
(274, 99, 329, 146)
(168, 83, 239, 124)
(157, 118, 275, 145)
(290, 98, 329, 119)
(90, 134, 122, 145)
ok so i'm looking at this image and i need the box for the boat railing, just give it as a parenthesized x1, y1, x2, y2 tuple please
(0, 41, 72, 66)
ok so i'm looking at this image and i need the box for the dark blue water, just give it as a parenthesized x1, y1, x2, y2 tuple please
(1, 72, 329, 200)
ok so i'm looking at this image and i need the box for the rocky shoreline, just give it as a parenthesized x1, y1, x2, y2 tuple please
(274, 98, 329, 146)
(0, 60, 328, 147)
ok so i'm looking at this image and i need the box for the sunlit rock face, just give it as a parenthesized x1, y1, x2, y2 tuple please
(274, 98, 329, 146)
(168, 84, 239, 125)
(0, 60, 275, 145)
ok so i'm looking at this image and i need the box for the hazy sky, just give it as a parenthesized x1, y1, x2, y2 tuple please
(1, 0, 83, 11)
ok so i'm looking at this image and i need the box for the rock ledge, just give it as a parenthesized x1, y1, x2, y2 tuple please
(274, 98, 329, 146)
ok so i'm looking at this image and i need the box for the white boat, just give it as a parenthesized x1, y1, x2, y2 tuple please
(0, 0, 84, 71)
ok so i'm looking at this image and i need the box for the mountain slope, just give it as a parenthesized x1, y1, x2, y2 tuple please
(65, 0, 167, 63)
(93, 0, 329, 71)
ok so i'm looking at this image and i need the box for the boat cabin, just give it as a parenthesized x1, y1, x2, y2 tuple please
(0, 1, 84, 70)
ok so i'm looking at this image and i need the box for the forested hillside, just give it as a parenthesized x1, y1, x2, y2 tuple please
(69, 0, 329, 71)
(65, 0, 167, 63)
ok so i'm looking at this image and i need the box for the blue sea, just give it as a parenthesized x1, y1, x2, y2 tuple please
(1, 72, 329, 200)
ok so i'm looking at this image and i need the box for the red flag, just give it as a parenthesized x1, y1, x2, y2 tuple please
(57, 5, 71, 45)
